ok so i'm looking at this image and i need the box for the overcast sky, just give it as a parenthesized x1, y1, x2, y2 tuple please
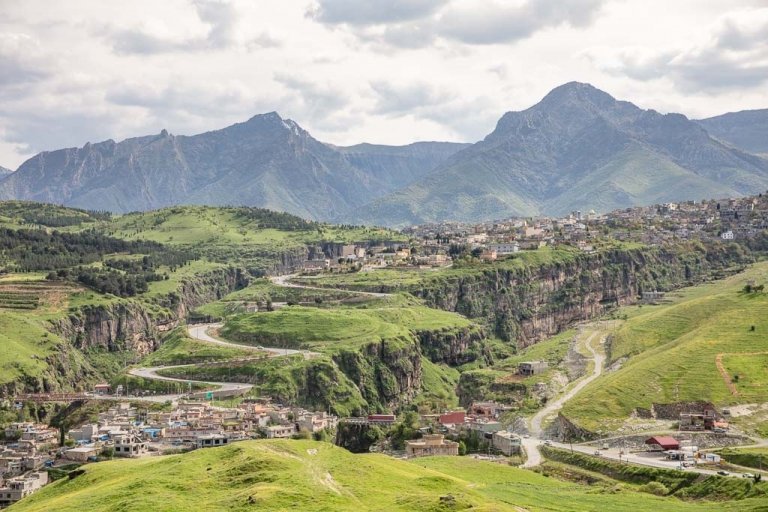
(1, 0, 767, 169)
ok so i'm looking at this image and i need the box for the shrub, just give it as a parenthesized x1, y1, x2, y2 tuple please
(639, 481, 669, 496)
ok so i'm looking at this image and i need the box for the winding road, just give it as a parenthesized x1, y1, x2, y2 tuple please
(128, 321, 318, 400)
(522, 330, 606, 467)
(269, 274, 391, 298)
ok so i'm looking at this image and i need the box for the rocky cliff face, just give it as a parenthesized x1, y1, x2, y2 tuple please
(417, 326, 487, 366)
(333, 336, 422, 411)
(14, 266, 250, 395)
(411, 243, 751, 347)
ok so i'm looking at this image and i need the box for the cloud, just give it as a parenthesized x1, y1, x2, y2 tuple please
(0, 33, 52, 87)
(439, 0, 605, 45)
(370, 81, 453, 116)
(307, 0, 447, 26)
(308, 0, 606, 48)
(274, 72, 352, 125)
(587, 8, 768, 92)
(110, 0, 242, 54)
(369, 80, 497, 141)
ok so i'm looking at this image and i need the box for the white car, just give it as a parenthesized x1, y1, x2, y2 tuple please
(742, 473, 755, 479)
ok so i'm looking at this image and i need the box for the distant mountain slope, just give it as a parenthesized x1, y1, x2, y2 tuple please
(336, 141, 469, 192)
(349, 82, 768, 226)
(0, 114, 463, 220)
(0, 166, 11, 176)
(697, 109, 768, 155)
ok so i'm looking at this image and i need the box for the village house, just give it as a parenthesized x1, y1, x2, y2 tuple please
(0, 471, 48, 507)
(480, 249, 497, 261)
(64, 445, 100, 462)
(488, 242, 519, 255)
(438, 411, 466, 427)
(265, 425, 296, 439)
(67, 424, 99, 443)
(468, 402, 506, 419)
(195, 433, 229, 449)
(518, 361, 548, 376)
(93, 383, 111, 395)
(492, 431, 522, 456)
(405, 435, 459, 458)
(113, 433, 147, 457)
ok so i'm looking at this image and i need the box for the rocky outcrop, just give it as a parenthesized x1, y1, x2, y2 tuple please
(333, 336, 422, 411)
(51, 302, 169, 355)
(417, 326, 487, 366)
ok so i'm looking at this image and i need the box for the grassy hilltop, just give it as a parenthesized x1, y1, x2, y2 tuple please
(10, 439, 768, 512)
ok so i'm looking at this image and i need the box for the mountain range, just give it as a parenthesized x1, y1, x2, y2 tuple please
(696, 109, 768, 156)
(1, 82, 767, 226)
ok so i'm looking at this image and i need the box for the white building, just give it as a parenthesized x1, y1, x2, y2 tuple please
(492, 430, 522, 456)
(488, 242, 519, 255)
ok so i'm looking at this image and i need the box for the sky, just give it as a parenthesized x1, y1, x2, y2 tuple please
(1, 0, 767, 169)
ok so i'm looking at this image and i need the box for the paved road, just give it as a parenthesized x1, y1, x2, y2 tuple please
(270, 274, 391, 298)
(127, 323, 318, 400)
(522, 330, 606, 467)
(188, 323, 316, 358)
(129, 364, 253, 398)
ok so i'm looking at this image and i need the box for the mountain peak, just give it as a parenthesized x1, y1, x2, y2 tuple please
(246, 111, 284, 123)
(539, 81, 616, 109)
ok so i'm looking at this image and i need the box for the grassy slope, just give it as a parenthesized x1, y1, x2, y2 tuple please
(11, 439, 764, 512)
(107, 206, 404, 249)
(563, 262, 768, 431)
(718, 447, 768, 471)
(140, 328, 255, 366)
(220, 303, 475, 353)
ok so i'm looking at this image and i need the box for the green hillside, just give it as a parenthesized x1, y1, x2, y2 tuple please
(10, 440, 766, 512)
(220, 302, 476, 353)
(562, 261, 768, 432)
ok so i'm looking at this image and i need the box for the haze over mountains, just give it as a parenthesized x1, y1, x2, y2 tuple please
(2, 82, 767, 226)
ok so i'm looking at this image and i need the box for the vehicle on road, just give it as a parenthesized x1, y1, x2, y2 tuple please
(601, 443, 609, 450)
(543, 440, 552, 446)
(717, 470, 730, 476)
(523, 434, 530, 439)
(742, 473, 755, 479)
(593, 450, 602, 456)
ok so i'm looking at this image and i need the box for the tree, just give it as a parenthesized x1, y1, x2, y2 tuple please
(458, 440, 467, 456)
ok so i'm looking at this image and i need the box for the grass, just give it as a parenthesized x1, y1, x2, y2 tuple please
(220, 303, 476, 353)
(717, 447, 768, 471)
(11, 439, 767, 512)
(140, 328, 256, 366)
(562, 262, 768, 432)
(108, 206, 404, 251)
(0, 312, 62, 384)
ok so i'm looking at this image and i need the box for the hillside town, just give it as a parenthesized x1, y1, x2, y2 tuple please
(0, 399, 337, 507)
(302, 193, 768, 274)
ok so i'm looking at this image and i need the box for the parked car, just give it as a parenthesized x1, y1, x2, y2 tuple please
(543, 440, 552, 446)
(593, 450, 602, 456)
(717, 470, 730, 476)
(712, 427, 727, 433)
(742, 473, 755, 479)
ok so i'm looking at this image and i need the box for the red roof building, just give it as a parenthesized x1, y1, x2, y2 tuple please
(367, 414, 397, 425)
(645, 436, 680, 450)
(438, 411, 466, 425)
